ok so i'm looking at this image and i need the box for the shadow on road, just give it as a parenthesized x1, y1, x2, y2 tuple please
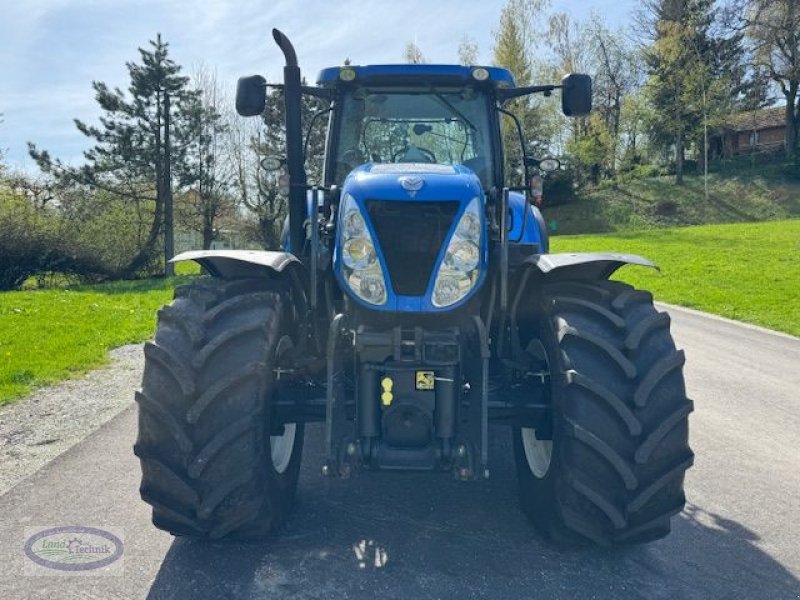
(147, 426, 799, 600)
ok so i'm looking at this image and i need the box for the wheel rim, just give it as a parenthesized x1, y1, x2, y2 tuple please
(271, 335, 296, 475)
(271, 423, 296, 474)
(521, 428, 552, 478)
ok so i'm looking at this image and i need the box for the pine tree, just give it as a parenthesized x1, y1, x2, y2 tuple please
(643, 0, 717, 184)
(29, 34, 197, 276)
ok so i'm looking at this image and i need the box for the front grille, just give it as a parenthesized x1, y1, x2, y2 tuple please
(365, 200, 460, 296)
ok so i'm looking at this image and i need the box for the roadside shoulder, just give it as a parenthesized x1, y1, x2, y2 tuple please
(656, 302, 800, 342)
(0, 344, 142, 497)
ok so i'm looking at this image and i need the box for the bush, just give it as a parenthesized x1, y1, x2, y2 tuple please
(542, 168, 577, 206)
(0, 193, 111, 290)
(63, 191, 161, 276)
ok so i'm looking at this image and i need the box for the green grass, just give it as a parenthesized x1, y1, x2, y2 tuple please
(547, 157, 800, 234)
(552, 219, 800, 336)
(174, 260, 201, 275)
(0, 277, 193, 404)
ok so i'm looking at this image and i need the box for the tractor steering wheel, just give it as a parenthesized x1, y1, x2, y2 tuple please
(392, 145, 437, 163)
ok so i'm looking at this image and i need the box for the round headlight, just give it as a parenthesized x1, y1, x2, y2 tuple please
(348, 268, 387, 304)
(456, 212, 481, 242)
(445, 240, 479, 272)
(432, 270, 472, 307)
(343, 209, 366, 238)
(343, 237, 376, 270)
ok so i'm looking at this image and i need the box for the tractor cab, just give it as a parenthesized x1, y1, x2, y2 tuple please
(317, 64, 510, 190)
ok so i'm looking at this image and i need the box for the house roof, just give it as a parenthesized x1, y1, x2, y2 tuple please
(724, 106, 785, 132)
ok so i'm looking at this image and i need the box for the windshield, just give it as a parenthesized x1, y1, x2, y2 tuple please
(333, 87, 494, 187)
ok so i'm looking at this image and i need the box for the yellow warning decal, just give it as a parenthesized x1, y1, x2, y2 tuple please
(415, 371, 435, 391)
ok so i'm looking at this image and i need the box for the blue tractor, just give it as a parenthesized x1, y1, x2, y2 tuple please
(136, 30, 693, 545)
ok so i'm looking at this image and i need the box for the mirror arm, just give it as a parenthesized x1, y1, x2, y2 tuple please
(302, 86, 334, 101)
(264, 83, 333, 102)
(497, 84, 561, 104)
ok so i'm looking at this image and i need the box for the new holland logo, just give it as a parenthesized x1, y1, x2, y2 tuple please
(399, 175, 424, 197)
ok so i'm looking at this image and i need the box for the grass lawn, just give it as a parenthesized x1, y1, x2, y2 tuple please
(546, 158, 800, 235)
(552, 219, 800, 336)
(0, 277, 191, 404)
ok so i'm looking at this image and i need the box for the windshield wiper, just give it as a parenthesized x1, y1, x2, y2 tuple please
(427, 84, 477, 131)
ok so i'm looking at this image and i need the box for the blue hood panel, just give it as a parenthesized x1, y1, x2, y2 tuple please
(343, 163, 482, 202)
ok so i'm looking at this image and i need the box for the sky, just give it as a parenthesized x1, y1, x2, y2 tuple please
(0, 0, 635, 173)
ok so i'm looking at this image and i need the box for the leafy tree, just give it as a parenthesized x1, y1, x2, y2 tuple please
(28, 34, 198, 276)
(567, 113, 614, 184)
(493, 0, 551, 182)
(618, 89, 656, 168)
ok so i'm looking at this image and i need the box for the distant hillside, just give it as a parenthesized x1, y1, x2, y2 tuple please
(543, 157, 800, 235)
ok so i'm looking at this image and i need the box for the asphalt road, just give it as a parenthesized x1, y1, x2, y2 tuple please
(1, 305, 799, 599)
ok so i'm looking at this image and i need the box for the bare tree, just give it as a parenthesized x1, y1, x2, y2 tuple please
(586, 15, 644, 171)
(745, 0, 800, 157)
(458, 35, 479, 65)
(403, 41, 426, 64)
(176, 65, 234, 249)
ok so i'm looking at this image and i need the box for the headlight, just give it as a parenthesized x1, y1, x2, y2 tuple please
(342, 237, 376, 270)
(432, 197, 483, 308)
(339, 194, 387, 305)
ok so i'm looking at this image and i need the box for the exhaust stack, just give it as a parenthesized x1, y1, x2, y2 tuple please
(273, 28, 307, 257)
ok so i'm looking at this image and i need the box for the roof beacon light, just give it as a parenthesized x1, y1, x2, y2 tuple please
(339, 67, 357, 82)
(471, 67, 490, 81)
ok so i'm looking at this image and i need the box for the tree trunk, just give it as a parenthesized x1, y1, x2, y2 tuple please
(118, 194, 163, 278)
(163, 92, 175, 277)
(675, 134, 684, 185)
(785, 84, 799, 159)
(202, 219, 215, 250)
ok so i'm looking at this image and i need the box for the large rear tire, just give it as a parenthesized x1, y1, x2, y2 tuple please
(135, 278, 304, 540)
(514, 279, 693, 545)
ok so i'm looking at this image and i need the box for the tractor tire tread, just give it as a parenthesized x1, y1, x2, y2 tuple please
(514, 279, 692, 546)
(136, 278, 302, 540)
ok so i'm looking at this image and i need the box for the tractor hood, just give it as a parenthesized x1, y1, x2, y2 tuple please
(342, 163, 482, 201)
(334, 163, 488, 312)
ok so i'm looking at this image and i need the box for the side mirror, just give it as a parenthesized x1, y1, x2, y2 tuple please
(260, 156, 284, 171)
(538, 158, 561, 172)
(561, 73, 592, 117)
(236, 75, 267, 117)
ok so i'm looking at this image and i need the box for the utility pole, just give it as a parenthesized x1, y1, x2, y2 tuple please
(164, 91, 175, 277)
